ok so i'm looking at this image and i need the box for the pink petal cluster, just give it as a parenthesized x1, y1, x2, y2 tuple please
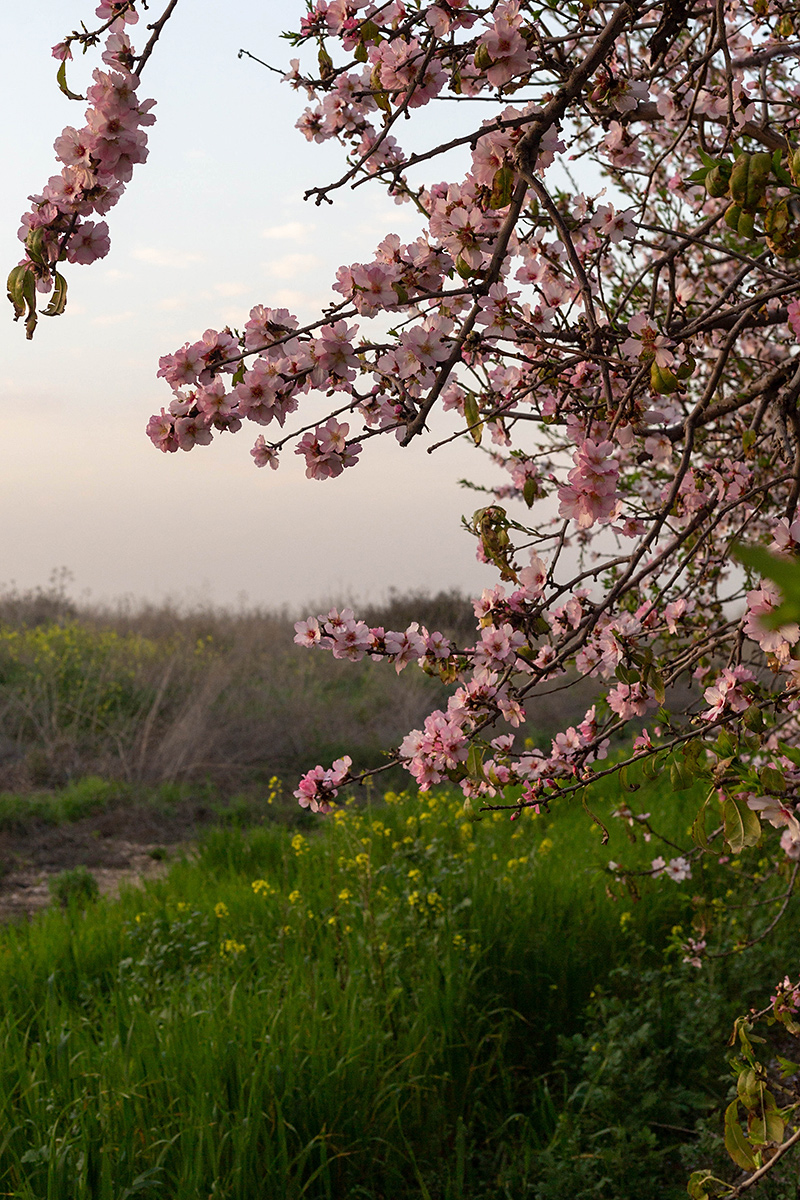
(18, 19, 154, 298)
(557, 440, 620, 529)
(294, 756, 352, 814)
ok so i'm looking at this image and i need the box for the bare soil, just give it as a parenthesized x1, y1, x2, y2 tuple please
(0, 801, 216, 923)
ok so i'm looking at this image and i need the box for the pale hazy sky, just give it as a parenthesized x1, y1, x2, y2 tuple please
(1, 0, 498, 612)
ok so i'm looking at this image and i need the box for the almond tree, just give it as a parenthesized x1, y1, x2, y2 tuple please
(10, 1, 800, 1189)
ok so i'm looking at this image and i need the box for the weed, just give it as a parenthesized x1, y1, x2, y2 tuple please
(48, 866, 100, 910)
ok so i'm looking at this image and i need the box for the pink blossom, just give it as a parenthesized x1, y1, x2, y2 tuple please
(620, 313, 674, 367)
(145, 409, 177, 453)
(385, 624, 427, 672)
(702, 665, 754, 721)
(558, 439, 620, 529)
(294, 617, 321, 647)
(174, 414, 213, 451)
(250, 436, 279, 470)
(664, 857, 692, 883)
(607, 681, 654, 720)
(295, 419, 362, 480)
(294, 755, 352, 813)
(744, 582, 800, 663)
(747, 794, 800, 840)
(788, 300, 800, 339)
(64, 220, 110, 265)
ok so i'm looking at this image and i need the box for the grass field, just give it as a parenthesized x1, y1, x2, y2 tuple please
(0, 773, 796, 1199)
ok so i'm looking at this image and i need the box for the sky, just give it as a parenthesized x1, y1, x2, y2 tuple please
(0, 0, 498, 613)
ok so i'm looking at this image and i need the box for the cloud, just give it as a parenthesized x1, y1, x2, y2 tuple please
(156, 295, 187, 311)
(131, 247, 204, 268)
(265, 252, 321, 281)
(92, 311, 136, 326)
(261, 221, 315, 242)
(214, 281, 248, 297)
(270, 288, 314, 308)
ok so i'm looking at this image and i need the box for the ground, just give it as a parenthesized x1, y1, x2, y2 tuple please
(0, 798, 219, 921)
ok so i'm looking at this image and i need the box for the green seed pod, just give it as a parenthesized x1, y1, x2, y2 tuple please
(455, 253, 476, 279)
(737, 209, 756, 239)
(765, 198, 800, 259)
(725, 202, 743, 230)
(488, 165, 515, 210)
(705, 163, 731, 198)
(675, 353, 696, 380)
(651, 361, 680, 394)
(745, 151, 772, 210)
(474, 42, 493, 71)
(729, 154, 751, 207)
(790, 148, 800, 187)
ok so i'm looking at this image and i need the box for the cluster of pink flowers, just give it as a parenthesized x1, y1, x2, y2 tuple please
(294, 607, 451, 672)
(744, 581, 800, 664)
(701, 665, 755, 721)
(16, 3, 154, 308)
(557, 440, 620, 529)
(147, 314, 368, 469)
(295, 755, 352, 814)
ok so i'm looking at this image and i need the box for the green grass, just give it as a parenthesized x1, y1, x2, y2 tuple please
(0, 776, 122, 830)
(0, 778, 794, 1198)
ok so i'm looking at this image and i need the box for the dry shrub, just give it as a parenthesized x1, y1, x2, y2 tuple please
(0, 581, 604, 792)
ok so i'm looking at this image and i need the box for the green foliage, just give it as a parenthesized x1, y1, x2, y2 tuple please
(48, 865, 100, 910)
(0, 778, 792, 1196)
(0, 775, 121, 830)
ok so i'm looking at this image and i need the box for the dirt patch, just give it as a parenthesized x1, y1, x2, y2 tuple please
(0, 801, 214, 923)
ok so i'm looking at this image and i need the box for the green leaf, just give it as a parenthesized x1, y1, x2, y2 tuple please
(772, 149, 794, 187)
(776, 1055, 800, 1079)
(641, 755, 660, 781)
(488, 165, 515, 209)
(56, 59, 84, 101)
(464, 393, 482, 445)
(723, 793, 761, 854)
(318, 45, 334, 77)
(649, 666, 665, 706)
(670, 760, 695, 792)
(733, 543, 800, 627)
(522, 476, 537, 508)
(25, 227, 48, 267)
(686, 1170, 730, 1200)
(779, 742, 800, 767)
(359, 19, 380, 42)
(759, 765, 786, 793)
(7, 265, 29, 321)
(737, 1067, 761, 1109)
(742, 703, 764, 732)
(748, 1103, 784, 1146)
(42, 272, 68, 318)
(724, 1100, 758, 1171)
(690, 795, 711, 850)
(466, 744, 486, 782)
(618, 765, 640, 793)
(698, 148, 721, 168)
(715, 730, 739, 758)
